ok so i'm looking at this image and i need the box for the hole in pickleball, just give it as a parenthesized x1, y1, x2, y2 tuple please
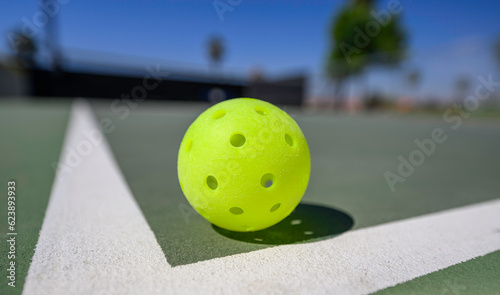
(270, 203, 281, 212)
(230, 133, 246, 147)
(185, 139, 193, 152)
(261, 173, 274, 188)
(304, 231, 313, 235)
(291, 219, 301, 225)
(206, 176, 218, 190)
(230, 207, 244, 215)
(212, 110, 226, 120)
(285, 134, 294, 147)
(254, 106, 268, 115)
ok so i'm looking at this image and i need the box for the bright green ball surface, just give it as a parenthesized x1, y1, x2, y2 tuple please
(177, 98, 310, 232)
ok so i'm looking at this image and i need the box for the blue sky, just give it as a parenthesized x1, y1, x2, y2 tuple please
(1, 0, 500, 99)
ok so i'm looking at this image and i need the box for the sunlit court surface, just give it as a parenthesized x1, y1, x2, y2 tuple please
(1, 0, 500, 294)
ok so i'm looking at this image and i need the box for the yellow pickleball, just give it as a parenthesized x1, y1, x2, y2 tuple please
(177, 98, 310, 232)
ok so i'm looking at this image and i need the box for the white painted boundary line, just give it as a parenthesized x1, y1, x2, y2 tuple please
(22, 100, 171, 295)
(23, 101, 500, 295)
(174, 198, 500, 294)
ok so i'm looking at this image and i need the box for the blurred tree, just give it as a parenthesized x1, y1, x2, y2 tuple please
(250, 66, 265, 82)
(406, 68, 420, 100)
(494, 37, 500, 68)
(8, 31, 37, 70)
(407, 69, 420, 89)
(7, 31, 38, 95)
(454, 75, 471, 106)
(492, 37, 500, 105)
(455, 75, 470, 96)
(327, 0, 407, 108)
(365, 92, 384, 110)
(207, 36, 225, 78)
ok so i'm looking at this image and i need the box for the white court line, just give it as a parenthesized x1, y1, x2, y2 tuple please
(22, 100, 171, 295)
(23, 101, 500, 295)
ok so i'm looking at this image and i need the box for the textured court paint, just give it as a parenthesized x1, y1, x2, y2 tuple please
(0, 102, 70, 295)
(24, 102, 500, 294)
(375, 250, 500, 295)
(95, 102, 500, 266)
(178, 98, 310, 231)
(22, 101, 170, 295)
(170, 199, 500, 294)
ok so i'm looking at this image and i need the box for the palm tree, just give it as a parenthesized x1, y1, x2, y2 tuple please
(493, 37, 500, 105)
(454, 75, 470, 105)
(7, 31, 38, 95)
(406, 69, 420, 101)
(494, 37, 500, 69)
(9, 31, 37, 69)
(207, 36, 225, 79)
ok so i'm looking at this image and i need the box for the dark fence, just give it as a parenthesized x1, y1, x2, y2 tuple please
(31, 69, 246, 102)
(4, 68, 306, 105)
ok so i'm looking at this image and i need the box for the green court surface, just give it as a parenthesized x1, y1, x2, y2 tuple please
(1, 99, 499, 294)
(0, 102, 71, 295)
(92, 101, 500, 265)
(377, 250, 500, 295)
